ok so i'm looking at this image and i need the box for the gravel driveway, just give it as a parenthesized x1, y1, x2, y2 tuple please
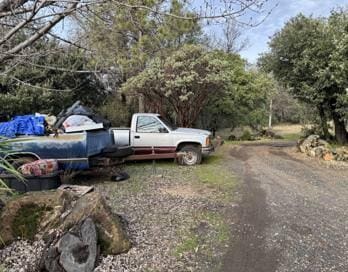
(222, 142, 348, 272)
(1, 141, 347, 272)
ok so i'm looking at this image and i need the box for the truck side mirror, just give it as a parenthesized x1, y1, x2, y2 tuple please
(158, 127, 168, 133)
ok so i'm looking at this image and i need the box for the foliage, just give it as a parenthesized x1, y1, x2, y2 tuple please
(259, 10, 348, 143)
(0, 140, 23, 194)
(200, 65, 276, 130)
(271, 87, 314, 124)
(240, 129, 253, 141)
(98, 95, 135, 126)
(85, 0, 202, 80)
(0, 42, 106, 117)
(121, 45, 231, 127)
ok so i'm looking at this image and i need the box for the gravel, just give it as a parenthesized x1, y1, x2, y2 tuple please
(3, 142, 342, 272)
(223, 143, 348, 272)
(93, 169, 230, 272)
(0, 240, 45, 272)
(0, 160, 234, 272)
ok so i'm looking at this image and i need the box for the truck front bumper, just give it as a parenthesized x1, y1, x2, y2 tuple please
(202, 145, 214, 156)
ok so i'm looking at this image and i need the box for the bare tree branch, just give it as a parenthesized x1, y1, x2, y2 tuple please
(0, 0, 30, 13)
(0, 0, 47, 46)
(0, 0, 79, 62)
(0, 0, 275, 71)
(27, 61, 100, 73)
(111, 0, 262, 20)
(2, 74, 74, 92)
(0, 7, 33, 18)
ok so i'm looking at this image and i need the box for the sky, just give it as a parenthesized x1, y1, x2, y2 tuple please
(53, 0, 346, 64)
(238, 0, 347, 63)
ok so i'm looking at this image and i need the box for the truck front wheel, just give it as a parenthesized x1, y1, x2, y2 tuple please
(178, 145, 202, 166)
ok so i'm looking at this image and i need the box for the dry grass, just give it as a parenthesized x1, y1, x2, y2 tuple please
(217, 124, 306, 141)
(272, 124, 303, 135)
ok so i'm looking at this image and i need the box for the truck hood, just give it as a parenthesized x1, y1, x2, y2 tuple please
(172, 127, 211, 136)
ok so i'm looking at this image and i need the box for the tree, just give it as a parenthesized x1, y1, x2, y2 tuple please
(84, 0, 204, 112)
(202, 63, 275, 131)
(0, 0, 81, 63)
(259, 11, 348, 144)
(0, 41, 106, 116)
(327, 11, 348, 125)
(85, 0, 202, 79)
(0, 0, 271, 67)
(121, 45, 231, 127)
(213, 18, 249, 53)
(271, 87, 309, 124)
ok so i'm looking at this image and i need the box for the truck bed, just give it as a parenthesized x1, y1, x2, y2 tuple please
(3, 130, 114, 170)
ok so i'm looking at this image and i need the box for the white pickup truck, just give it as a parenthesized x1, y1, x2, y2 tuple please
(112, 113, 214, 165)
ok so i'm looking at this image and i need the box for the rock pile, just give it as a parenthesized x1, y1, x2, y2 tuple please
(298, 135, 348, 161)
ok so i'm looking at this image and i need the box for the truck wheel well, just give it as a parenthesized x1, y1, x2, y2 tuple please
(176, 142, 201, 151)
(5, 153, 40, 162)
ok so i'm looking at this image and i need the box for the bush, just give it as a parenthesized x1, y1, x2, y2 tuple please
(98, 96, 133, 127)
(301, 125, 333, 140)
(240, 129, 253, 141)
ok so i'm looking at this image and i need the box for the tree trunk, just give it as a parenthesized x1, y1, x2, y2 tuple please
(318, 105, 330, 140)
(332, 110, 348, 144)
(138, 94, 145, 113)
(268, 99, 273, 129)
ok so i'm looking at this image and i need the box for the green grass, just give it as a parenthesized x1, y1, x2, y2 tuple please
(281, 133, 301, 141)
(175, 233, 200, 257)
(195, 149, 237, 194)
(173, 146, 235, 261)
(329, 142, 347, 149)
(174, 211, 230, 260)
(202, 211, 230, 243)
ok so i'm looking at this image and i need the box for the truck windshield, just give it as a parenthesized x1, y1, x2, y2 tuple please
(158, 116, 177, 131)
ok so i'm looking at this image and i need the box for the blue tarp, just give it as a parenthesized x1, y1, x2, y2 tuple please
(0, 115, 45, 138)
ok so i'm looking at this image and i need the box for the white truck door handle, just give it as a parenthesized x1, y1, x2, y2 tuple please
(134, 135, 140, 139)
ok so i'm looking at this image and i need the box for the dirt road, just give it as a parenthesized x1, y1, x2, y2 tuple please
(222, 142, 348, 272)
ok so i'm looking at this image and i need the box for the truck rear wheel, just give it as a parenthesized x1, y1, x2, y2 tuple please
(178, 145, 202, 166)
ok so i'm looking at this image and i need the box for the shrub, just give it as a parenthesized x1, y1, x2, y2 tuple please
(240, 129, 253, 141)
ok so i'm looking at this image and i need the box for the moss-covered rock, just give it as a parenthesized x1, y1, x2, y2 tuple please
(12, 203, 51, 240)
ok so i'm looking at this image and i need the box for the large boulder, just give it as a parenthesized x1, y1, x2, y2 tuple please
(60, 190, 131, 255)
(0, 188, 131, 255)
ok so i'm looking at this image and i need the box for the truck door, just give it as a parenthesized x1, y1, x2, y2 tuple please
(132, 116, 174, 156)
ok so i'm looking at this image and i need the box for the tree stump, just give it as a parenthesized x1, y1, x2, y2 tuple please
(41, 218, 98, 272)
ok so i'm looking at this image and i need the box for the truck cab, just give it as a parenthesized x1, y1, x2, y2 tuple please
(112, 113, 214, 165)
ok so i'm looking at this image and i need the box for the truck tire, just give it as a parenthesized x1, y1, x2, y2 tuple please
(178, 145, 202, 166)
